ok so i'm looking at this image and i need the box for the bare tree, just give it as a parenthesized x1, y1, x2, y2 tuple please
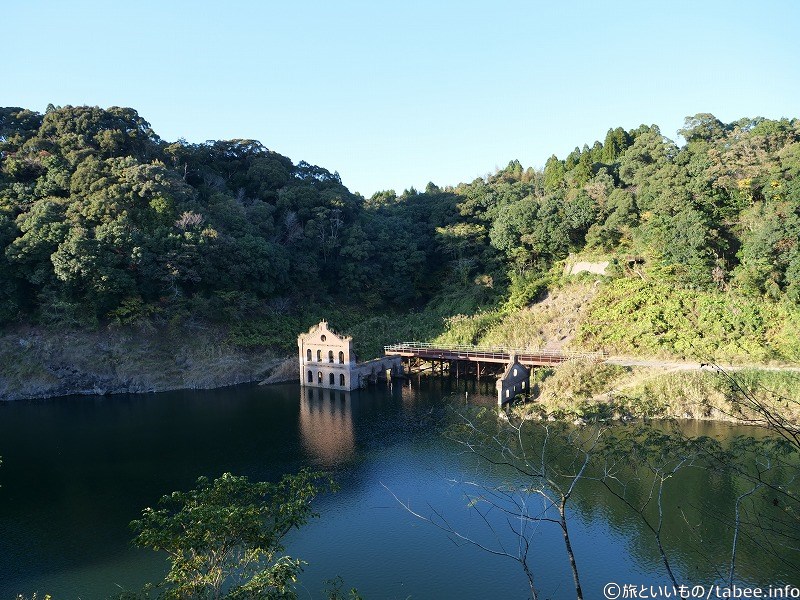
(709, 364, 800, 451)
(390, 410, 605, 600)
(700, 435, 800, 582)
(597, 422, 800, 588)
(175, 211, 204, 230)
(385, 481, 542, 599)
(390, 373, 800, 599)
(594, 425, 705, 587)
(281, 211, 303, 244)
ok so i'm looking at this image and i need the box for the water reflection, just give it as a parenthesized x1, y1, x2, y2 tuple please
(1, 382, 797, 599)
(299, 388, 356, 465)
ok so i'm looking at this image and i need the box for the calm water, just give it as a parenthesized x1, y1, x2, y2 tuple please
(0, 379, 798, 599)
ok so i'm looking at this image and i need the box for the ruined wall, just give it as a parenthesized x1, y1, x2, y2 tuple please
(496, 360, 531, 405)
(298, 321, 403, 391)
(298, 321, 356, 389)
(350, 357, 403, 388)
(564, 261, 609, 276)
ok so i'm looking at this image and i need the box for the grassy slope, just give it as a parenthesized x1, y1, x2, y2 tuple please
(427, 276, 800, 365)
(576, 278, 800, 364)
(5, 272, 799, 406)
(418, 274, 800, 421)
(427, 281, 598, 349)
(522, 359, 800, 423)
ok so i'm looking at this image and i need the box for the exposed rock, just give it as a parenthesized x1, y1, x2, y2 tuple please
(260, 357, 299, 385)
(0, 324, 283, 401)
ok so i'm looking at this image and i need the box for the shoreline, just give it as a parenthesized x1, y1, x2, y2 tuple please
(0, 356, 800, 434)
(2, 327, 797, 431)
(0, 324, 287, 402)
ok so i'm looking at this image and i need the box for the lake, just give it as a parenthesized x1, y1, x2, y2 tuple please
(1, 377, 798, 599)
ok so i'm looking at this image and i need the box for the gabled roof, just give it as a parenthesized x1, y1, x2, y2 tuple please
(500, 357, 528, 380)
(299, 320, 352, 342)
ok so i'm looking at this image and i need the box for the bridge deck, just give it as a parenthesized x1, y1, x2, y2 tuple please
(384, 342, 604, 367)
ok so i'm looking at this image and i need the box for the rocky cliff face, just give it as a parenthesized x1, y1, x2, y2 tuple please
(0, 324, 287, 401)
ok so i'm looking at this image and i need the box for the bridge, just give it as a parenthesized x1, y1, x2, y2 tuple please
(384, 342, 606, 374)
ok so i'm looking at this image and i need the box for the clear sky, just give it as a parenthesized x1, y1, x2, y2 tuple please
(5, 0, 799, 197)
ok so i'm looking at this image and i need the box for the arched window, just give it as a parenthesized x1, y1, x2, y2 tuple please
(339, 373, 345, 386)
(513, 368, 518, 376)
(321, 335, 327, 342)
(306, 349, 312, 361)
(328, 350, 334, 363)
(338, 351, 344, 364)
(329, 373, 335, 385)
(317, 371, 322, 384)
(307, 370, 313, 383)
(317, 350, 321, 362)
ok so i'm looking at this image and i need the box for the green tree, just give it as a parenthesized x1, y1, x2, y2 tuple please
(338, 223, 376, 304)
(733, 201, 800, 298)
(601, 127, 632, 163)
(678, 113, 726, 144)
(0, 206, 23, 321)
(0, 107, 43, 152)
(25, 105, 160, 165)
(131, 470, 333, 600)
(543, 155, 565, 192)
(642, 208, 716, 286)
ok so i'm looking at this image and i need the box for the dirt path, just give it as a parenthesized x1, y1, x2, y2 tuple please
(605, 356, 800, 372)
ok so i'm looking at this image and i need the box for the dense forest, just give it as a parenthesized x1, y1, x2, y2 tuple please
(1, 106, 798, 357)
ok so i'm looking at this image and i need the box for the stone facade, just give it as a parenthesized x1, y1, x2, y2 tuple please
(496, 357, 531, 406)
(298, 321, 402, 391)
(564, 260, 610, 276)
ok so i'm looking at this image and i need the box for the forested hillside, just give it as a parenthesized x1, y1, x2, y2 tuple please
(1, 106, 799, 361)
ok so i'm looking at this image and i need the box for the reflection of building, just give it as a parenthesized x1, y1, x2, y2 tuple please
(298, 320, 403, 391)
(299, 387, 355, 464)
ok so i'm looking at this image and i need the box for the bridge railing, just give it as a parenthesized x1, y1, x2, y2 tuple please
(384, 341, 606, 362)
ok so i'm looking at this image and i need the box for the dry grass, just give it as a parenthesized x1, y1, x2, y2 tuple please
(517, 360, 799, 425)
(489, 282, 599, 350)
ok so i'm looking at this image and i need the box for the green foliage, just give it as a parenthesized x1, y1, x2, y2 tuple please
(323, 576, 363, 600)
(108, 296, 162, 325)
(504, 271, 551, 311)
(1, 104, 799, 363)
(130, 469, 334, 600)
(0, 107, 43, 152)
(227, 301, 448, 360)
(733, 200, 800, 298)
(435, 310, 503, 346)
(489, 194, 573, 271)
(577, 278, 800, 362)
(602, 127, 632, 162)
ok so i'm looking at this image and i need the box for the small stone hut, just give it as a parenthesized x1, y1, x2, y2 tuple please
(496, 356, 531, 406)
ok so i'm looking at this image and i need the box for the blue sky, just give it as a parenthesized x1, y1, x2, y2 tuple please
(5, 0, 799, 197)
